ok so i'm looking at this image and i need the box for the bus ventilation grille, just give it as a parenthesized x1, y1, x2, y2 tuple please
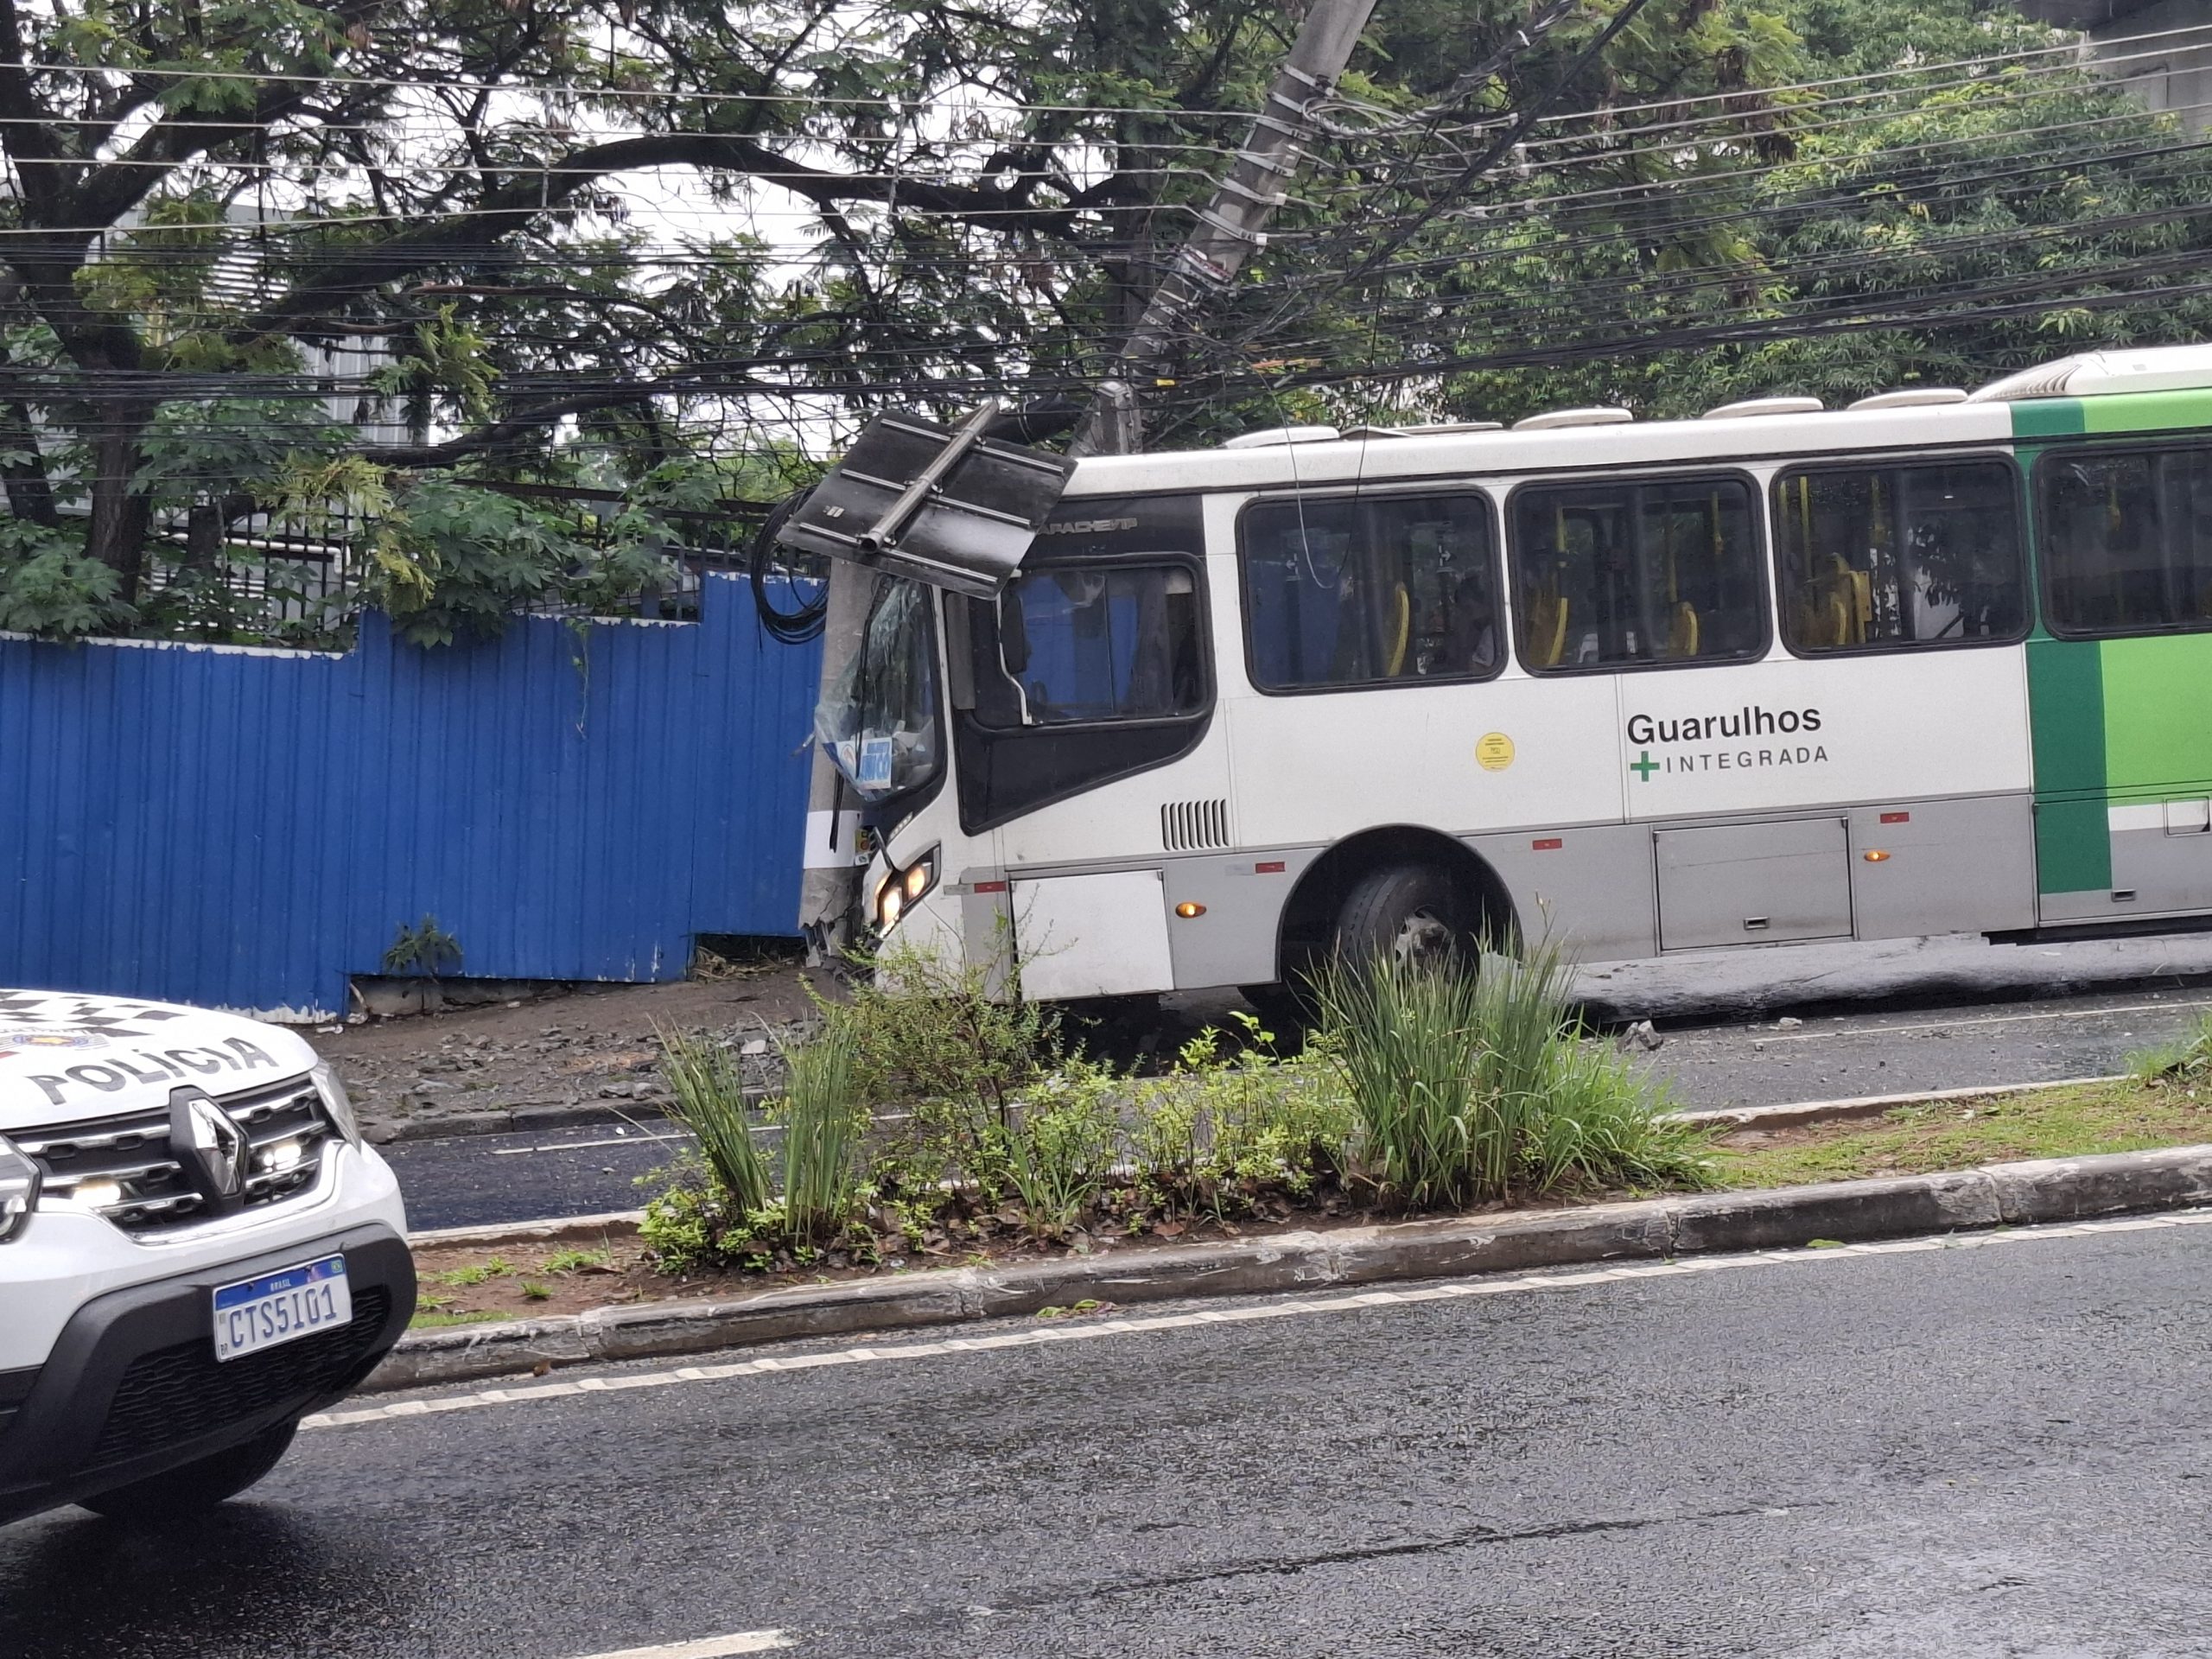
(1161, 798, 1230, 852)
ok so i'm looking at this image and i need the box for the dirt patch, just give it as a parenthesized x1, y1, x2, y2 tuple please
(318, 952, 835, 1141)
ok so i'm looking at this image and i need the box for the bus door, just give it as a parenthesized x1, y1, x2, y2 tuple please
(2030, 434, 2212, 924)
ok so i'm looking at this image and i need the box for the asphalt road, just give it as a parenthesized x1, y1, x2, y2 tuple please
(1634, 982, 2212, 1110)
(383, 1122, 687, 1230)
(390, 968, 2212, 1233)
(6, 1211, 2210, 1657)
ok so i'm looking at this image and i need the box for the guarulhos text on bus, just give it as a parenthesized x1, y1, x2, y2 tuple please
(1625, 707, 1823, 745)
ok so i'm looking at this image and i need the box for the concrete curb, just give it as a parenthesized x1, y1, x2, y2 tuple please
(410, 1210, 645, 1249)
(364, 1141, 2212, 1394)
(1671, 1074, 2126, 1132)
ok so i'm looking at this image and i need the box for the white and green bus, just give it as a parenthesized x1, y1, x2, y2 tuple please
(810, 345, 2212, 1004)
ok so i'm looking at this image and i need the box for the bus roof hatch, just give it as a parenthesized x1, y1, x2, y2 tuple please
(777, 401, 1077, 598)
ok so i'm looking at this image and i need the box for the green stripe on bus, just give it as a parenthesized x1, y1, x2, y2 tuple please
(2006, 389, 2212, 440)
(2102, 633, 2212, 798)
(2082, 386, 2212, 435)
(2025, 638, 2110, 893)
(2010, 399, 2085, 440)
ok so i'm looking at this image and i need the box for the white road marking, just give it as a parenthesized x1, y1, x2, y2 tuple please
(493, 1132, 690, 1157)
(303, 1207, 2212, 1434)
(490, 1112, 912, 1157)
(562, 1634, 792, 1658)
(1682, 995, 2212, 1048)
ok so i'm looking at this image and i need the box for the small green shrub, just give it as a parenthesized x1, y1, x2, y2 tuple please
(836, 942, 1062, 1210)
(638, 1157, 783, 1273)
(1137, 1014, 1352, 1218)
(841, 942, 1055, 1119)
(1003, 1059, 1123, 1238)
(2129, 1013, 2212, 1084)
(383, 913, 462, 976)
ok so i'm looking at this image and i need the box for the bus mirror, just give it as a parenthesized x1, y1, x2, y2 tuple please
(777, 405, 1077, 598)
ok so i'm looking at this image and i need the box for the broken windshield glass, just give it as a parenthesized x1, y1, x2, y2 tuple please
(814, 576, 942, 800)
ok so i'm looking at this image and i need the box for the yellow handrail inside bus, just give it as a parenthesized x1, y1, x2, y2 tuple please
(1526, 572, 1569, 668)
(1384, 583, 1411, 677)
(1668, 600, 1700, 658)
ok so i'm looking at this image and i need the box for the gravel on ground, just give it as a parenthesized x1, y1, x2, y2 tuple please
(318, 955, 830, 1140)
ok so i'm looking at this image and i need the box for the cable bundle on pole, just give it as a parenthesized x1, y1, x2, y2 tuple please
(750, 488, 828, 645)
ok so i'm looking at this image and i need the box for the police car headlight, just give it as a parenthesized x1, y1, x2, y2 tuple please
(311, 1060, 364, 1147)
(0, 1136, 41, 1243)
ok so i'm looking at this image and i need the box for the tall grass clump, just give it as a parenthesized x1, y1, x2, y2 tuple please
(657, 1024, 773, 1216)
(2129, 1011, 2212, 1085)
(1319, 938, 1709, 1207)
(776, 1014, 864, 1241)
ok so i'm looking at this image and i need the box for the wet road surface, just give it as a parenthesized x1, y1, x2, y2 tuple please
(383, 1122, 687, 1230)
(6, 1212, 2209, 1657)
(1636, 983, 2212, 1110)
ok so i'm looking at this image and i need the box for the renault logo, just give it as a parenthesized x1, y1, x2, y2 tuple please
(169, 1088, 251, 1211)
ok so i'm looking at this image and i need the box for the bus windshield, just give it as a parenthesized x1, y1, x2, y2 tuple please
(815, 576, 942, 799)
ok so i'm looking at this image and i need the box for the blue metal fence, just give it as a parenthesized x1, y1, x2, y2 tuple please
(0, 575, 822, 1017)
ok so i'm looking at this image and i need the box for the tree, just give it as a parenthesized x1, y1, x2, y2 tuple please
(0, 0, 1286, 637)
(1198, 0, 2212, 428)
(2, 0, 2205, 646)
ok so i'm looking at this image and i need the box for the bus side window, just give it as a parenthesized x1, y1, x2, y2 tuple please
(1774, 459, 2025, 654)
(2040, 444, 2212, 638)
(1510, 475, 1764, 672)
(1239, 493, 1500, 691)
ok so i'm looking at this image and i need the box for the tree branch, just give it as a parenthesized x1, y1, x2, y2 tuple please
(353, 368, 780, 469)
(232, 129, 1105, 346)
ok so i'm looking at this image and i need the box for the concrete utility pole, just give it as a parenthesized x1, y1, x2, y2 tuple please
(1066, 0, 1382, 458)
(793, 559, 872, 965)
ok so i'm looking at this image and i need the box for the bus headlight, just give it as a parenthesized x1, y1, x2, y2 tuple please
(874, 848, 938, 932)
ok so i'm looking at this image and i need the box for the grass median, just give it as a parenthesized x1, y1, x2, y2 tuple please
(1716, 1079, 2212, 1188)
(402, 1005, 2212, 1331)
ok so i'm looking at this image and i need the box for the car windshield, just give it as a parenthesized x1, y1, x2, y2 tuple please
(814, 575, 943, 799)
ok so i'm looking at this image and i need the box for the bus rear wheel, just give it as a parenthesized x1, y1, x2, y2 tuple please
(1330, 861, 1474, 970)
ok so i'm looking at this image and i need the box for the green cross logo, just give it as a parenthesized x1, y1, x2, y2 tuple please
(1630, 750, 1659, 782)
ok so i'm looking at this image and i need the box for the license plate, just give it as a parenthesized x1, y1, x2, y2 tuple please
(212, 1254, 352, 1363)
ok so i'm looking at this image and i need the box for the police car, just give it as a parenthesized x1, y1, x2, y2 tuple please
(0, 991, 414, 1523)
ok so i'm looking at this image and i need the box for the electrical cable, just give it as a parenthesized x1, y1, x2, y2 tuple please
(749, 485, 828, 643)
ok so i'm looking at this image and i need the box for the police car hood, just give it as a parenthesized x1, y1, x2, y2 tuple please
(0, 990, 319, 1132)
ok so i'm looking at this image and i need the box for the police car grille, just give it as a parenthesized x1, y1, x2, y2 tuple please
(92, 1289, 392, 1466)
(16, 1075, 336, 1232)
